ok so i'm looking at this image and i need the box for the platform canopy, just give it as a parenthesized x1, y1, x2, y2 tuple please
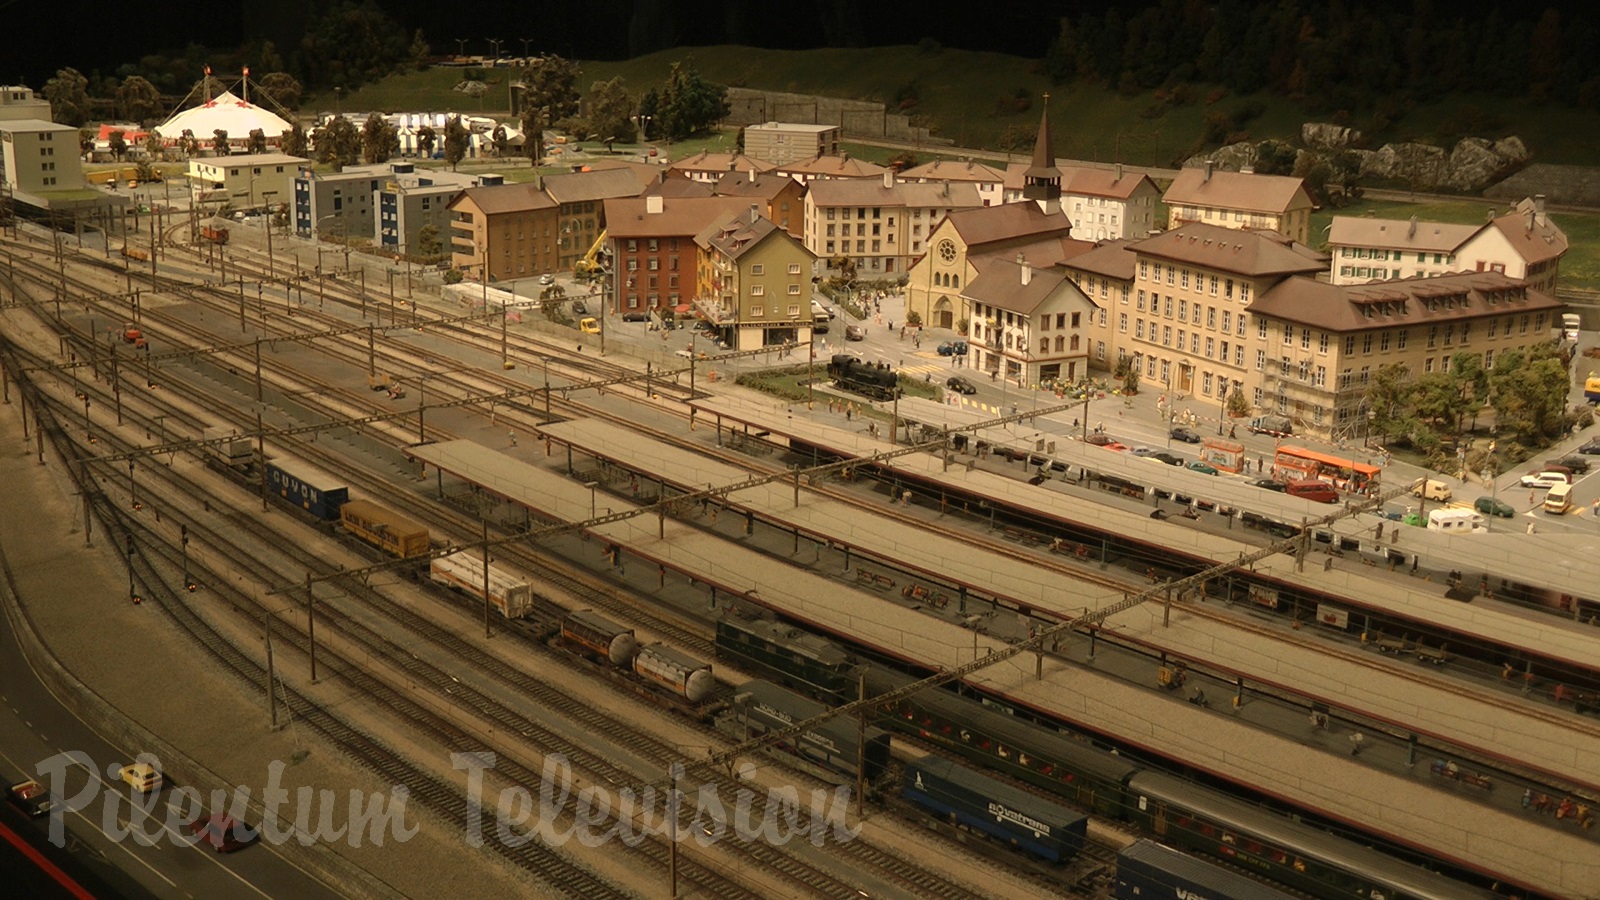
(159, 90, 292, 141)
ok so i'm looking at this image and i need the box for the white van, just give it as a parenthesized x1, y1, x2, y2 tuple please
(1426, 508, 1485, 533)
(1544, 482, 1573, 514)
(1411, 478, 1453, 502)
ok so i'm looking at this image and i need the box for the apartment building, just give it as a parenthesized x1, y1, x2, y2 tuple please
(603, 194, 750, 315)
(1248, 271, 1563, 437)
(963, 254, 1099, 386)
(899, 159, 1006, 207)
(543, 166, 656, 272)
(447, 183, 560, 281)
(776, 153, 889, 186)
(804, 171, 982, 277)
(741, 122, 841, 165)
(710, 169, 806, 239)
(1163, 163, 1313, 244)
(1327, 197, 1567, 295)
(376, 164, 481, 258)
(1002, 163, 1160, 240)
(667, 151, 775, 184)
(190, 152, 306, 210)
(1062, 238, 1138, 373)
(694, 207, 818, 351)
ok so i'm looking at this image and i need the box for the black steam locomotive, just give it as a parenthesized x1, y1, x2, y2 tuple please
(827, 354, 900, 400)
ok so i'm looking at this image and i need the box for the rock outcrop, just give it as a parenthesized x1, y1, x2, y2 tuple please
(1300, 123, 1360, 151)
(1185, 129, 1528, 193)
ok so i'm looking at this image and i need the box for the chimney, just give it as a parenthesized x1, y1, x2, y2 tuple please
(1407, 215, 1417, 239)
(1204, 160, 1214, 182)
(942, 179, 950, 197)
(883, 170, 893, 189)
(748, 166, 757, 182)
(1018, 253, 1032, 286)
(749, 203, 760, 223)
(1535, 193, 1547, 227)
(645, 194, 664, 215)
(1114, 162, 1123, 182)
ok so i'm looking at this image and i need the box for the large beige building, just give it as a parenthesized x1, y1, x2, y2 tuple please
(741, 122, 840, 166)
(905, 203, 1082, 330)
(1249, 271, 1563, 438)
(188, 152, 306, 210)
(447, 183, 559, 281)
(804, 172, 983, 277)
(1163, 164, 1313, 245)
(1003, 163, 1161, 240)
(1070, 223, 1328, 417)
(1, 120, 81, 196)
(900, 159, 1007, 208)
(0, 85, 51, 122)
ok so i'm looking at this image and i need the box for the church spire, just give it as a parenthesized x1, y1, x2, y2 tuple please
(1022, 93, 1061, 210)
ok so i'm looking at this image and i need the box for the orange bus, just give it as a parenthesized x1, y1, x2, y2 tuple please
(1272, 446, 1381, 492)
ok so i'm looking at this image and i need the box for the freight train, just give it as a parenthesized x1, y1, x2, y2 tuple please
(558, 610, 714, 704)
(723, 611, 1499, 899)
(428, 552, 534, 618)
(339, 499, 431, 558)
(826, 354, 900, 400)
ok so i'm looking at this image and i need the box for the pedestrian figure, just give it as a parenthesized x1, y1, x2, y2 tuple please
(888, 320, 894, 331)
(1349, 731, 1365, 756)
(845, 406, 853, 422)
(509, 431, 518, 447)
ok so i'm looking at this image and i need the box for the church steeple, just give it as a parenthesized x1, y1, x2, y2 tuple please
(1022, 94, 1061, 212)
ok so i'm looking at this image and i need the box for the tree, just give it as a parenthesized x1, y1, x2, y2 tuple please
(443, 116, 470, 171)
(311, 125, 335, 165)
(298, 0, 410, 91)
(247, 128, 268, 155)
(115, 75, 162, 123)
(143, 129, 163, 161)
(281, 122, 308, 158)
(44, 67, 90, 126)
(180, 129, 200, 159)
(361, 112, 398, 164)
(491, 124, 509, 158)
(1365, 363, 1413, 443)
(1226, 387, 1251, 418)
(78, 129, 95, 158)
(1489, 344, 1571, 443)
(107, 131, 127, 161)
(324, 116, 361, 168)
(256, 72, 303, 111)
(519, 55, 581, 139)
(408, 29, 431, 71)
(585, 76, 637, 148)
(416, 223, 442, 260)
(887, 151, 919, 172)
(416, 124, 437, 159)
(654, 60, 730, 141)
(212, 129, 230, 156)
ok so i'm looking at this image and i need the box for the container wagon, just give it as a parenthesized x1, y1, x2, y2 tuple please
(339, 499, 430, 558)
(560, 609, 639, 667)
(429, 552, 534, 618)
(265, 459, 349, 521)
(1114, 840, 1295, 900)
(728, 680, 889, 784)
(632, 643, 715, 703)
(903, 756, 1087, 864)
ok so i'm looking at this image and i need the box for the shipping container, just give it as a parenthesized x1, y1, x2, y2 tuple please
(429, 552, 533, 618)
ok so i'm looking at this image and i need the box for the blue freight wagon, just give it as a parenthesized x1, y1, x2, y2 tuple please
(265, 459, 350, 521)
(903, 756, 1087, 864)
(1115, 840, 1296, 899)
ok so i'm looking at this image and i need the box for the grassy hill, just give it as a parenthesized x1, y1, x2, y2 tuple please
(314, 45, 1600, 170)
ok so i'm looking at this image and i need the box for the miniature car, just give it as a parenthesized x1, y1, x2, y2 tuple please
(7, 780, 53, 817)
(946, 376, 978, 395)
(1169, 426, 1202, 444)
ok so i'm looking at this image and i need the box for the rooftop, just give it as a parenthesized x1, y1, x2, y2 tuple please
(1163, 166, 1311, 214)
(1131, 223, 1328, 277)
(1249, 270, 1562, 333)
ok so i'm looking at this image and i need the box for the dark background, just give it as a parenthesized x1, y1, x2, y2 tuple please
(8, 0, 1596, 92)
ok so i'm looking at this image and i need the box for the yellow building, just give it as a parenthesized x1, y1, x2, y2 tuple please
(1163, 163, 1313, 245)
(695, 207, 817, 351)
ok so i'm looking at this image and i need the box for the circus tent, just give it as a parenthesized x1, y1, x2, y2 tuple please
(158, 89, 292, 142)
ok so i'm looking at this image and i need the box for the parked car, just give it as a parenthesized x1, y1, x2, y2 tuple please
(946, 376, 978, 395)
(1129, 447, 1158, 458)
(845, 324, 866, 341)
(189, 814, 256, 853)
(539, 273, 555, 286)
(1547, 455, 1590, 474)
(1187, 460, 1220, 475)
(621, 311, 649, 323)
(1085, 433, 1118, 446)
(579, 317, 601, 334)
(571, 300, 588, 315)
(1169, 426, 1202, 444)
(6, 779, 52, 817)
(1578, 438, 1600, 455)
(1474, 495, 1515, 518)
(1249, 478, 1288, 492)
(1518, 470, 1571, 490)
(936, 340, 969, 356)
(1151, 451, 1185, 466)
(1286, 479, 1339, 503)
(1410, 478, 1453, 502)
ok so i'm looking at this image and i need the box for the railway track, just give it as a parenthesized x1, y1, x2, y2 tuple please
(4, 241, 1001, 898)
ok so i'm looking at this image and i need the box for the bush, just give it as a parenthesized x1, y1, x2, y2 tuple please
(443, 269, 464, 284)
(905, 310, 922, 327)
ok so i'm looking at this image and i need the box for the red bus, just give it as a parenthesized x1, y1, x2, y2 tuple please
(1272, 446, 1381, 492)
